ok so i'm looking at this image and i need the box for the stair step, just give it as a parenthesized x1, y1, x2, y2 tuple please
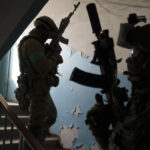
(1, 101, 28, 116)
(0, 139, 21, 150)
(8, 102, 28, 116)
(43, 136, 59, 149)
(0, 139, 20, 145)
(0, 144, 65, 150)
(0, 101, 66, 150)
(0, 126, 20, 140)
(0, 115, 29, 127)
(0, 137, 62, 150)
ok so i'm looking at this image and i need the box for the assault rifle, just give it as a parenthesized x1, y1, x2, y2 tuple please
(70, 4, 130, 149)
(48, 2, 80, 50)
(70, 3, 126, 105)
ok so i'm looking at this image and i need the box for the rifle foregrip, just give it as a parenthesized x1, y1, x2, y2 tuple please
(86, 3, 102, 34)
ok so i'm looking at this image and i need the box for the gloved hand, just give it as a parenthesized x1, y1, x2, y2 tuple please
(46, 74, 59, 87)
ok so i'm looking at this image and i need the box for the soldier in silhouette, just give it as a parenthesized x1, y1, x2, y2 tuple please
(15, 16, 63, 145)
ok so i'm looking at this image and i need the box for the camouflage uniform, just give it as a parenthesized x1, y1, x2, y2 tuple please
(15, 16, 63, 144)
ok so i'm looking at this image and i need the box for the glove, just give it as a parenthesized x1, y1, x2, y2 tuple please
(46, 75, 59, 87)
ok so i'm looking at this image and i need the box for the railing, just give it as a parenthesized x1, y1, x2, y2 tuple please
(0, 95, 46, 150)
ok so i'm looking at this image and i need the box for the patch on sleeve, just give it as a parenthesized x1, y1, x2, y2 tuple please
(29, 51, 44, 63)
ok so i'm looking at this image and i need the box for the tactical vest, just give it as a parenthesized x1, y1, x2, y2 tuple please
(18, 35, 44, 79)
(15, 36, 45, 112)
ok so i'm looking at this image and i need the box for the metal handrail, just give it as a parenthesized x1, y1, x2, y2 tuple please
(0, 95, 46, 150)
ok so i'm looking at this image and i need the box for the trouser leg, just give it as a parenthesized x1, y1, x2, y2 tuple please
(28, 94, 57, 143)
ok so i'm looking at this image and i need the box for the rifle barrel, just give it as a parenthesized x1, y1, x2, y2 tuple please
(86, 3, 102, 35)
(68, 2, 80, 19)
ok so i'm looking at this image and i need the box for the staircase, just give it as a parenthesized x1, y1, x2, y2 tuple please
(0, 99, 65, 150)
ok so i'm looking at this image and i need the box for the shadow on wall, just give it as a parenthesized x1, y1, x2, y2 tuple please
(6, 40, 131, 150)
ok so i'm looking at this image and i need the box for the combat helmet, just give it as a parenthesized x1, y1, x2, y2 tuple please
(34, 16, 58, 32)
